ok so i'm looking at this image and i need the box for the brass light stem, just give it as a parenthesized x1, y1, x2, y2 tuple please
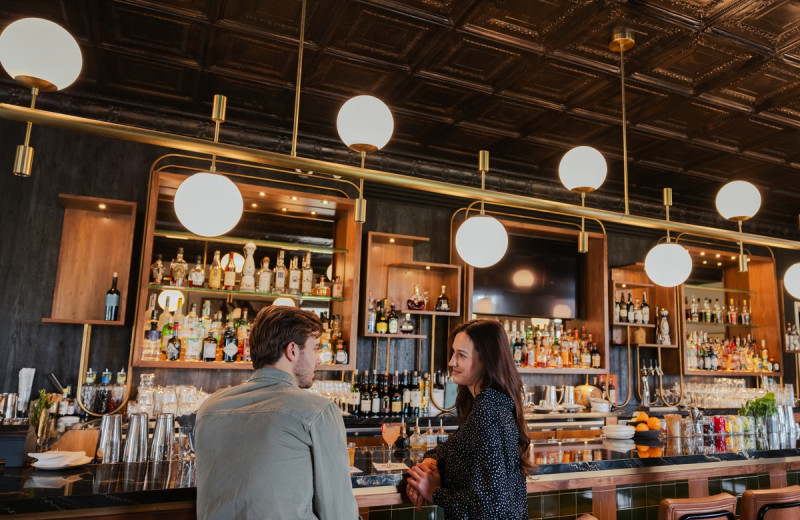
(479, 150, 489, 215)
(355, 151, 367, 223)
(23, 87, 38, 146)
(738, 220, 748, 272)
(291, 0, 307, 157)
(13, 87, 39, 177)
(209, 94, 227, 173)
(663, 187, 672, 242)
(620, 46, 630, 216)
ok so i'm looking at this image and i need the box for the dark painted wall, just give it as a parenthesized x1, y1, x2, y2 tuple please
(2, 115, 800, 409)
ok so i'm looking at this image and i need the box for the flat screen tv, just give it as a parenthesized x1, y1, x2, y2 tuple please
(471, 234, 581, 319)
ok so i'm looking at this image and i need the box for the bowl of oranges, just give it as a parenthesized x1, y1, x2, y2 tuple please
(630, 412, 663, 439)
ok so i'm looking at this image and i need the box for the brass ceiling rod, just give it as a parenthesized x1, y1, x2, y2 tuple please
(290, 0, 307, 157)
(610, 27, 635, 216)
(2, 103, 800, 251)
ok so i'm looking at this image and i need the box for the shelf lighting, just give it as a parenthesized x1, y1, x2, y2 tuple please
(98, 203, 106, 210)
(558, 145, 607, 253)
(291, 196, 298, 201)
(0, 18, 82, 177)
(251, 203, 257, 208)
(644, 188, 692, 287)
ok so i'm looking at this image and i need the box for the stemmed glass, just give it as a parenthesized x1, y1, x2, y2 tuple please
(381, 423, 401, 462)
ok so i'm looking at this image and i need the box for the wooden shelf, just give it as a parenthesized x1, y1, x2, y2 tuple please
(402, 310, 460, 316)
(136, 360, 253, 370)
(147, 284, 345, 302)
(684, 284, 755, 295)
(517, 367, 608, 375)
(685, 369, 777, 377)
(612, 322, 655, 328)
(42, 318, 125, 326)
(362, 333, 427, 339)
(153, 229, 346, 255)
(612, 281, 654, 289)
(684, 320, 759, 328)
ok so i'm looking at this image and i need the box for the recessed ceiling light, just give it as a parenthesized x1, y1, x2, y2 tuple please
(259, 192, 265, 197)
(425, 265, 431, 270)
(389, 238, 395, 243)
(715, 253, 721, 258)
(291, 196, 298, 201)
(251, 203, 257, 208)
(322, 200, 329, 205)
(699, 252, 706, 256)
(717, 262, 722, 266)
(702, 260, 708, 264)
(281, 207, 287, 212)
(98, 203, 107, 210)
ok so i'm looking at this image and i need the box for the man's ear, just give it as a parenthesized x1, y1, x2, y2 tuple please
(284, 342, 298, 362)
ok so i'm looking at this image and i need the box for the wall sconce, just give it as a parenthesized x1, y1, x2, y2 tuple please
(336, 95, 394, 224)
(0, 18, 82, 177)
(715, 180, 761, 272)
(644, 188, 692, 287)
(173, 95, 243, 237)
(455, 150, 509, 268)
(558, 145, 607, 253)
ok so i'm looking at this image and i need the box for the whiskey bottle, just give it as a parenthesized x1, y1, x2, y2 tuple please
(170, 247, 188, 287)
(435, 285, 451, 312)
(223, 252, 237, 290)
(407, 284, 426, 311)
(301, 252, 313, 296)
(202, 331, 218, 362)
(375, 300, 388, 334)
(208, 250, 223, 290)
(619, 293, 628, 322)
(399, 313, 415, 334)
(387, 303, 399, 334)
(614, 292, 621, 322)
(633, 298, 642, 324)
(288, 256, 301, 295)
(641, 292, 650, 324)
(104, 272, 120, 321)
(334, 339, 348, 365)
(256, 257, 271, 293)
(273, 250, 287, 294)
(190, 255, 205, 287)
(150, 254, 165, 284)
(331, 275, 343, 298)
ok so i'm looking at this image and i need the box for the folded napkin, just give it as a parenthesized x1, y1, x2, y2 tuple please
(28, 450, 86, 464)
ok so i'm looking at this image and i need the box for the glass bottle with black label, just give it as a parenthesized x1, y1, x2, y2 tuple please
(104, 272, 120, 321)
(222, 322, 238, 362)
(391, 371, 403, 417)
(360, 371, 372, 416)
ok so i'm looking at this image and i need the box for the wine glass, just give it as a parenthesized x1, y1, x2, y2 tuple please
(381, 423, 401, 460)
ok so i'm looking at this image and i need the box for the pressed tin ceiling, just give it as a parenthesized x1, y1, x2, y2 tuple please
(2, 0, 800, 239)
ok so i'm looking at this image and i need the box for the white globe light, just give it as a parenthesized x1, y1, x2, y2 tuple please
(715, 180, 761, 221)
(0, 18, 82, 91)
(174, 173, 243, 237)
(558, 146, 607, 193)
(784, 263, 800, 299)
(336, 95, 394, 152)
(272, 297, 296, 307)
(455, 216, 508, 268)
(644, 243, 692, 287)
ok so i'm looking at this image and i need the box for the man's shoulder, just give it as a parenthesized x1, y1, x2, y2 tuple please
(198, 380, 338, 422)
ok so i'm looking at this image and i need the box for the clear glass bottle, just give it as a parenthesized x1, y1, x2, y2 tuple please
(81, 368, 97, 414)
(334, 339, 348, 365)
(435, 285, 451, 312)
(409, 417, 426, 449)
(301, 252, 314, 295)
(223, 252, 237, 290)
(288, 256, 301, 295)
(318, 342, 334, 365)
(407, 284, 426, 310)
(150, 254, 165, 284)
(425, 420, 437, 449)
(237, 307, 251, 362)
(208, 250, 223, 290)
(256, 257, 271, 293)
(366, 296, 377, 333)
(170, 247, 188, 287)
(273, 250, 287, 294)
(399, 313, 415, 334)
(331, 275, 343, 298)
(741, 299, 751, 325)
(190, 255, 205, 287)
(437, 418, 448, 445)
(633, 298, 642, 324)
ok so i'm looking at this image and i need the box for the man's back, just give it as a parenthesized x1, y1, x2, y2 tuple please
(195, 367, 358, 520)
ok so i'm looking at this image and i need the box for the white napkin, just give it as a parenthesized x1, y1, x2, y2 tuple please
(28, 451, 86, 465)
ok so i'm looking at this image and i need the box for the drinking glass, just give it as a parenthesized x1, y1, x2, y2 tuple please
(150, 413, 175, 461)
(123, 413, 149, 463)
(96, 414, 122, 463)
(381, 423, 401, 448)
(177, 426, 195, 460)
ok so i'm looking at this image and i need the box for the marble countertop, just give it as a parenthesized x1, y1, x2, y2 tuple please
(3, 436, 800, 514)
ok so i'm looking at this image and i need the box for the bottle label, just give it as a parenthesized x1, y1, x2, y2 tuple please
(302, 272, 313, 294)
(349, 391, 360, 406)
(289, 272, 301, 290)
(391, 400, 402, 413)
(360, 397, 371, 413)
(371, 397, 380, 414)
(209, 269, 222, 289)
(223, 271, 236, 288)
(105, 294, 120, 307)
(335, 349, 348, 364)
(319, 349, 333, 364)
(186, 338, 201, 359)
(203, 340, 217, 360)
(191, 270, 204, 287)
(410, 390, 421, 408)
(223, 340, 238, 359)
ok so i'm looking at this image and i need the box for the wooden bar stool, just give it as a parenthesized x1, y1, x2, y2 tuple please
(658, 493, 737, 520)
(740, 485, 800, 520)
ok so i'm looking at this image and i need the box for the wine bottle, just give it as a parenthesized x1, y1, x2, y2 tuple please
(208, 250, 223, 290)
(223, 252, 237, 290)
(104, 272, 120, 321)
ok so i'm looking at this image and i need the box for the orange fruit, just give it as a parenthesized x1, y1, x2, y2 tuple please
(637, 449, 649, 458)
(636, 445, 649, 452)
(636, 412, 649, 422)
(648, 417, 663, 431)
(635, 423, 649, 432)
(649, 447, 663, 457)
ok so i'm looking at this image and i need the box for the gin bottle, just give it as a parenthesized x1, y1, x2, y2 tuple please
(288, 256, 301, 295)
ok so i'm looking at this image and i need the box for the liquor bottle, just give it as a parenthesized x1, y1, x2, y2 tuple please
(221, 322, 238, 362)
(370, 372, 380, 417)
(173, 297, 185, 324)
(391, 371, 403, 417)
(741, 299, 751, 325)
(633, 298, 642, 324)
(82, 368, 97, 414)
(256, 257, 271, 293)
(206, 250, 222, 290)
(425, 420, 437, 449)
(607, 378, 617, 405)
(237, 307, 251, 362)
(167, 325, 182, 361)
(690, 296, 699, 322)
(435, 285, 451, 312)
(401, 370, 411, 416)
(409, 371, 421, 416)
(395, 417, 411, 449)
(409, 417, 426, 449)
(619, 293, 628, 322)
(190, 255, 205, 287)
(142, 305, 161, 361)
(614, 292, 621, 322)
(273, 250, 287, 294)
(334, 339, 348, 365)
(387, 303, 399, 334)
(399, 313, 415, 334)
(378, 374, 390, 415)
(301, 252, 314, 296)
(96, 369, 112, 414)
(171, 247, 188, 287)
(223, 252, 237, 290)
(319, 342, 334, 365)
(703, 298, 712, 323)
(184, 304, 202, 361)
(641, 292, 650, 324)
(376, 300, 388, 334)
(348, 370, 361, 415)
(366, 296, 377, 333)
(288, 256, 301, 295)
(331, 276, 344, 299)
(359, 371, 372, 417)
(728, 298, 738, 324)
(437, 419, 448, 445)
(151, 254, 165, 284)
(591, 341, 601, 369)
(104, 272, 120, 321)
(407, 284, 426, 311)
(202, 331, 218, 362)
(626, 293, 634, 323)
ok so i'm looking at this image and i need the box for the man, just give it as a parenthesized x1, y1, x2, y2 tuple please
(195, 306, 358, 520)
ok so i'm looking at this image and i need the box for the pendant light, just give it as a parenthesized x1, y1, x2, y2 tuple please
(0, 18, 82, 177)
(715, 180, 760, 272)
(174, 95, 243, 237)
(785, 263, 800, 299)
(455, 151, 509, 268)
(644, 188, 692, 287)
(558, 145, 607, 252)
(336, 95, 394, 223)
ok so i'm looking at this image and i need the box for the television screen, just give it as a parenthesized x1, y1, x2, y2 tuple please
(471, 234, 581, 319)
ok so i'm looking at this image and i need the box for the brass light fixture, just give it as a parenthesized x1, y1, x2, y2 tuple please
(0, 18, 82, 177)
(455, 150, 509, 268)
(644, 188, 693, 287)
(610, 27, 635, 216)
(173, 95, 243, 237)
(558, 145, 607, 252)
(715, 180, 761, 272)
(336, 95, 394, 223)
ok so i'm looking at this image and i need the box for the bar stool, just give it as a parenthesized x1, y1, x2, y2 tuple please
(658, 493, 737, 520)
(740, 485, 800, 520)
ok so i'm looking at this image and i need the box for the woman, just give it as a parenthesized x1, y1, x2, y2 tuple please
(406, 318, 532, 519)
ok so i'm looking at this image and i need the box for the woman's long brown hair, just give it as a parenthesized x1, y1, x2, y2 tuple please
(450, 318, 533, 474)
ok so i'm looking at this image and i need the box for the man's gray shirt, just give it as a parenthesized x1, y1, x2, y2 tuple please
(195, 367, 359, 519)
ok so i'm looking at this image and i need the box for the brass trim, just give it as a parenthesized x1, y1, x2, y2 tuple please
(13, 144, 33, 177)
(291, 0, 307, 157)
(3, 104, 800, 250)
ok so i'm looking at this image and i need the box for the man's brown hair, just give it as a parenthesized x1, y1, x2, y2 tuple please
(249, 306, 322, 369)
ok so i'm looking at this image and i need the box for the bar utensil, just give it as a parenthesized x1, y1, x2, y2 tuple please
(123, 413, 149, 463)
(2, 393, 18, 421)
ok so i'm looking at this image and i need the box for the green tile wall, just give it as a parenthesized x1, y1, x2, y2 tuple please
(528, 488, 592, 520)
(616, 480, 689, 520)
(788, 470, 800, 486)
(707, 472, 771, 516)
(359, 504, 442, 520)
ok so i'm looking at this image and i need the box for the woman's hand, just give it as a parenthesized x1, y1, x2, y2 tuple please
(407, 463, 441, 510)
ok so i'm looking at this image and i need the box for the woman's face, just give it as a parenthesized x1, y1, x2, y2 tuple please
(449, 331, 485, 395)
